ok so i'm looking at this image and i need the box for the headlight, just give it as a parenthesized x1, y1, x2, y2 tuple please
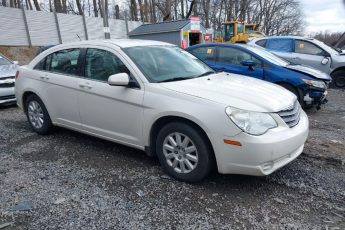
(225, 107, 277, 135)
(303, 79, 326, 89)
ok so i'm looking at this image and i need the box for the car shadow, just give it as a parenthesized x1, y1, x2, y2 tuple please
(0, 103, 17, 110)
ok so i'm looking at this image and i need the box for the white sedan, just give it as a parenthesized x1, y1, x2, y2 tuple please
(15, 39, 308, 182)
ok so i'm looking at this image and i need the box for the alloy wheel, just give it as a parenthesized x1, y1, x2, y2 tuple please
(28, 100, 44, 129)
(162, 132, 198, 174)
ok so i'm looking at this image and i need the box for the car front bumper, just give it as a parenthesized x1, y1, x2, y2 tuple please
(212, 110, 309, 176)
(0, 86, 16, 105)
(304, 89, 328, 107)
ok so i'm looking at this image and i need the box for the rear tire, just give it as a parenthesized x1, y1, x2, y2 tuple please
(155, 122, 214, 183)
(331, 70, 345, 88)
(25, 94, 54, 135)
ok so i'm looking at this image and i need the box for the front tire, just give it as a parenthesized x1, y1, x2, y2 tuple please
(156, 122, 214, 183)
(331, 70, 345, 88)
(25, 94, 54, 135)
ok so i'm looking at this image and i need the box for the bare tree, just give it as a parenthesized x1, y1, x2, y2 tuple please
(93, 0, 98, 17)
(114, 4, 120, 19)
(186, 0, 195, 18)
(150, 0, 157, 22)
(98, 0, 103, 17)
(164, 0, 171, 20)
(130, 0, 138, 20)
(54, 0, 62, 12)
(137, 0, 144, 21)
(76, 0, 84, 14)
(27, 0, 33, 10)
(143, 0, 149, 21)
(202, 0, 211, 28)
(32, 0, 40, 10)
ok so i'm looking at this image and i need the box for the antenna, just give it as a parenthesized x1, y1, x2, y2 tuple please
(76, 34, 82, 41)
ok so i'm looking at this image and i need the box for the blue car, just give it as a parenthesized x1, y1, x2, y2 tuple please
(186, 43, 332, 109)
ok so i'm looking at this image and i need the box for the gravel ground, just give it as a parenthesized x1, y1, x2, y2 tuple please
(0, 89, 344, 229)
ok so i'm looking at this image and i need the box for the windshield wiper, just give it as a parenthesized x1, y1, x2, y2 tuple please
(159, 77, 192, 83)
(158, 71, 215, 83)
(195, 71, 215, 78)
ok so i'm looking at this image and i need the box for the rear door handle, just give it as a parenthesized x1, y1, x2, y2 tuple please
(39, 74, 49, 80)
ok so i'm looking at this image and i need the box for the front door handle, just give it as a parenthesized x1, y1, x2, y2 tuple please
(79, 82, 92, 89)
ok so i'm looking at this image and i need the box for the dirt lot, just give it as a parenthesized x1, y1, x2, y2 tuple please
(0, 89, 344, 229)
(0, 47, 38, 65)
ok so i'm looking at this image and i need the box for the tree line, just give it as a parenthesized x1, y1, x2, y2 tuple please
(1, 0, 304, 35)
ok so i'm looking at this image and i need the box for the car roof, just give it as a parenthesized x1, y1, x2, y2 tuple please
(51, 39, 174, 49)
(258, 36, 315, 41)
(187, 43, 252, 50)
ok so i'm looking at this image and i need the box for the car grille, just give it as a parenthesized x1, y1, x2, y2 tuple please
(0, 76, 15, 88)
(277, 100, 301, 128)
(0, 95, 15, 100)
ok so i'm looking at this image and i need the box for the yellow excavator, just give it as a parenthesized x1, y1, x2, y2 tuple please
(214, 21, 265, 43)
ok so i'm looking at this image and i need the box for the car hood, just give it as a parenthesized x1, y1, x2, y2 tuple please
(160, 72, 296, 113)
(0, 64, 17, 78)
(285, 64, 331, 81)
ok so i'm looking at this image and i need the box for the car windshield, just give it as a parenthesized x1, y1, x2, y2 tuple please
(123, 46, 214, 82)
(0, 55, 12, 65)
(246, 46, 290, 66)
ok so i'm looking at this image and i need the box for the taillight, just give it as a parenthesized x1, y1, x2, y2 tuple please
(15, 70, 19, 79)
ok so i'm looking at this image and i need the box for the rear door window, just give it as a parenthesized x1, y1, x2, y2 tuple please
(295, 40, 326, 56)
(34, 58, 46, 70)
(34, 55, 52, 71)
(266, 39, 293, 52)
(188, 47, 216, 62)
(50, 48, 81, 76)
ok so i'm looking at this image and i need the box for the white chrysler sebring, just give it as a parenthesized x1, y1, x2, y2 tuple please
(15, 40, 309, 182)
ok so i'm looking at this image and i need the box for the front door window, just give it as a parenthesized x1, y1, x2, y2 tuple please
(84, 48, 130, 82)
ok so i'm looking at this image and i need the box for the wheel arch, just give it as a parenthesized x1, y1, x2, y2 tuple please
(147, 115, 215, 159)
(331, 66, 345, 75)
(275, 81, 304, 104)
(22, 91, 38, 112)
(22, 91, 51, 116)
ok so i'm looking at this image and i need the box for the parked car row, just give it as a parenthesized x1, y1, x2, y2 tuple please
(248, 36, 345, 88)
(15, 40, 309, 182)
(186, 43, 331, 109)
(0, 53, 17, 106)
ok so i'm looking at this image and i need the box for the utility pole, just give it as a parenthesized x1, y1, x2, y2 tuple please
(101, 0, 110, 39)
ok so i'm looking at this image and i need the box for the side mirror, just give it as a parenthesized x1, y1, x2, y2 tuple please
(13, 61, 19, 65)
(321, 57, 329, 65)
(241, 60, 256, 70)
(108, 73, 129, 86)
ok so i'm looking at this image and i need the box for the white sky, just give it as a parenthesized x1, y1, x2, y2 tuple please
(300, 0, 345, 34)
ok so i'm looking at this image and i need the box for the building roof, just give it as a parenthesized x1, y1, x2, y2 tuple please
(128, 20, 191, 36)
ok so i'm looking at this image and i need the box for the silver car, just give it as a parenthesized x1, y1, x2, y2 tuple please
(0, 54, 17, 105)
(249, 36, 345, 88)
